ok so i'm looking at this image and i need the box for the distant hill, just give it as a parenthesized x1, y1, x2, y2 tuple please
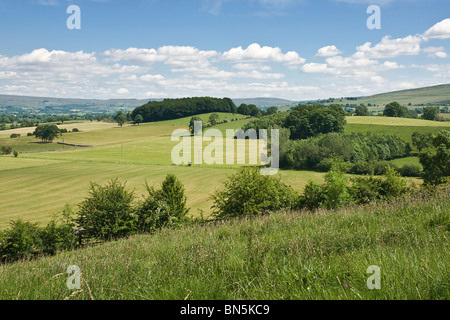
(0, 94, 296, 113)
(1, 83, 449, 114)
(329, 84, 450, 107)
(231, 98, 298, 108)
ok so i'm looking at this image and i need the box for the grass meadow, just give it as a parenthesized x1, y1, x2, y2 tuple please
(0, 186, 448, 300)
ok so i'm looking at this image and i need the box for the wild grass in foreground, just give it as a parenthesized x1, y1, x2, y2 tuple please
(0, 187, 448, 300)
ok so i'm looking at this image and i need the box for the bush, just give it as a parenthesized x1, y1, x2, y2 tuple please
(1, 146, 12, 155)
(399, 164, 421, 177)
(72, 128, 79, 132)
(297, 180, 325, 211)
(136, 174, 189, 233)
(76, 179, 136, 241)
(13, 150, 18, 158)
(211, 167, 296, 218)
(10, 133, 20, 139)
(0, 220, 43, 262)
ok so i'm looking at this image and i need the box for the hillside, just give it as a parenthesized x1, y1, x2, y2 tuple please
(0, 187, 448, 300)
(334, 84, 450, 107)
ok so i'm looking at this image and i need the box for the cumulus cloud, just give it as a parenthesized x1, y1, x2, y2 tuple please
(221, 43, 305, 67)
(423, 18, 450, 40)
(316, 45, 342, 58)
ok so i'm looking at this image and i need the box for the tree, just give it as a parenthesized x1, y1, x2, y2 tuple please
(76, 179, 136, 241)
(419, 130, 450, 185)
(383, 102, 409, 118)
(412, 132, 433, 152)
(33, 124, 60, 143)
(211, 167, 296, 218)
(189, 116, 203, 135)
(422, 106, 439, 121)
(237, 104, 251, 116)
(116, 111, 127, 127)
(134, 114, 144, 126)
(136, 174, 189, 232)
(208, 113, 220, 126)
(355, 105, 369, 116)
(284, 104, 346, 140)
(265, 106, 278, 116)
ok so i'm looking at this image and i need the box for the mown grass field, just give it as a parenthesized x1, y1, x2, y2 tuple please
(1, 113, 440, 229)
(0, 187, 448, 300)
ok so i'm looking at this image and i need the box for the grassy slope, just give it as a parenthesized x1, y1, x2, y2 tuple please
(0, 188, 448, 300)
(337, 84, 450, 106)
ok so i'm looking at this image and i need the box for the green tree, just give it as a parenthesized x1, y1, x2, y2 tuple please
(383, 102, 409, 118)
(116, 111, 127, 127)
(419, 130, 450, 185)
(76, 179, 136, 241)
(33, 124, 60, 143)
(134, 114, 144, 126)
(422, 106, 439, 121)
(412, 132, 433, 152)
(211, 167, 296, 218)
(208, 113, 220, 126)
(189, 116, 203, 135)
(355, 105, 369, 116)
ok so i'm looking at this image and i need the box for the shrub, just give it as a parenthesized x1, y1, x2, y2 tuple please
(0, 220, 43, 262)
(13, 150, 18, 158)
(399, 164, 421, 177)
(211, 167, 296, 218)
(136, 174, 189, 233)
(72, 128, 79, 132)
(1, 146, 12, 155)
(10, 133, 20, 139)
(297, 180, 325, 211)
(76, 179, 136, 241)
(322, 164, 351, 209)
(420, 130, 450, 185)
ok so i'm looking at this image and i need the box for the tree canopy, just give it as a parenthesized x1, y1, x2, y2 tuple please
(131, 97, 238, 123)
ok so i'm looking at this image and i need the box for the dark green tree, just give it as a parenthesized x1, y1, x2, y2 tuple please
(419, 130, 450, 185)
(355, 105, 369, 116)
(422, 106, 439, 121)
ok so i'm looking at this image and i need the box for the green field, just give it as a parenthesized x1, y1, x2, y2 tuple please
(0, 187, 448, 300)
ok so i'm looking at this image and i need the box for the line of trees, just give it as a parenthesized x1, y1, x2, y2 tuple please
(131, 97, 238, 123)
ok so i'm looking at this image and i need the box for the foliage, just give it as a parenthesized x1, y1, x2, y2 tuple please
(1, 146, 12, 155)
(412, 131, 433, 152)
(136, 175, 189, 233)
(33, 124, 60, 142)
(208, 113, 220, 126)
(115, 111, 127, 127)
(284, 104, 346, 140)
(211, 167, 296, 218)
(422, 106, 439, 121)
(76, 179, 136, 241)
(420, 130, 450, 185)
(383, 101, 410, 118)
(189, 116, 203, 135)
(132, 97, 238, 123)
(355, 105, 369, 116)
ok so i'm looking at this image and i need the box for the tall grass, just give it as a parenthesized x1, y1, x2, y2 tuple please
(0, 186, 448, 300)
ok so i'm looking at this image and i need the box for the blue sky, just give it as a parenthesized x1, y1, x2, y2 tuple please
(1, 0, 450, 100)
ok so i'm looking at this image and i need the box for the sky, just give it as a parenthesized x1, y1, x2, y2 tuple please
(0, 0, 450, 101)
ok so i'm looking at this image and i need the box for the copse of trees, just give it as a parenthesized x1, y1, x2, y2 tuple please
(422, 106, 440, 121)
(284, 104, 346, 140)
(383, 102, 410, 118)
(131, 97, 238, 123)
(279, 132, 412, 174)
(33, 124, 60, 142)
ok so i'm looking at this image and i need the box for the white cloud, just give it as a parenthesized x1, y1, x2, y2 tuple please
(116, 88, 129, 95)
(423, 47, 448, 59)
(354, 35, 422, 59)
(423, 18, 450, 40)
(221, 43, 305, 66)
(316, 45, 342, 57)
